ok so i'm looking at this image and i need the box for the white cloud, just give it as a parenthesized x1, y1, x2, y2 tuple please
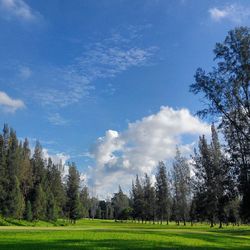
(42, 148, 71, 181)
(209, 4, 250, 23)
(0, 0, 41, 22)
(87, 106, 210, 198)
(0, 90, 25, 112)
(48, 113, 69, 126)
(42, 148, 70, 166)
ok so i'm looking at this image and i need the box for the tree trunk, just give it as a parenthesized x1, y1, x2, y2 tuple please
(219, 220, 223, 228)
(210, 219, 214, 228)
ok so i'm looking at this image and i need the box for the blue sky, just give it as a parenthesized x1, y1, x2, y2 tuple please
(0, 0, 249, 196)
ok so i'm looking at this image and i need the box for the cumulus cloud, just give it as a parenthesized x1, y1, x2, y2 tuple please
(42, 148, 70, 166)
(209, 4, 250, 23)
(0, 91, 25, 112)
(0, 0, 42, 22)
(88, 106, 210, 198)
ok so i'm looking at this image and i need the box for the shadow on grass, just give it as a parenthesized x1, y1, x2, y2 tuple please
(0, 236, 249, 250)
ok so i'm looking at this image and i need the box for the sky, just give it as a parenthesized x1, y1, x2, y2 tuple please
(0, 0, 250, 198)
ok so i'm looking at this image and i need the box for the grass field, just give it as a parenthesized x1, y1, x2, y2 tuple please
(0, 219, 249, 249)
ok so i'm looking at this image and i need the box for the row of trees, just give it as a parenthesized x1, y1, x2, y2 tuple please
(0, 122, 234, 227)
(0, 125, 92, 223)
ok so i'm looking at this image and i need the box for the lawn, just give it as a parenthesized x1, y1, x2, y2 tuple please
(0, 219, 249, 249)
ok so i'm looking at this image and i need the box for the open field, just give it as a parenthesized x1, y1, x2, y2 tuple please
(0, 219, 249, 249)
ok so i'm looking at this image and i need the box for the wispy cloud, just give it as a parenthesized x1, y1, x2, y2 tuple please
(48, 113, 69, 126)
(87, 106, 210, 198)
(209, 4, 250, 23)
(29, 66, 92, 108)
(0, 0, 42, 22)
(19, 65, 32, 79)
(29, 25, 157, 108)
(77, 45, 156, 80)
(0, 90, 25, 113)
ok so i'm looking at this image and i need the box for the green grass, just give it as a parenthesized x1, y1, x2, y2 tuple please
(0, 219, 249, 249)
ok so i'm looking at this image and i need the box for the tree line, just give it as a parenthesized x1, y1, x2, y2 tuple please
(0, 26, 249, 227)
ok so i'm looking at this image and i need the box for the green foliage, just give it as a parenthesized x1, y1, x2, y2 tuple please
(24, 200, 32, 222)
(32, 184, 46, 220)
(155, 161, 171, 224)
(66, 163, 81, 222)
(111, 186, 130, 221)
(190, 26, 250, 222)
(172, 149, 190, 225)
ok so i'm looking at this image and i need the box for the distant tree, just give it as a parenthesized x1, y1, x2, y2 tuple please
(19, 138, 33, 199)
(46, 158, 65, 218)
(99, 200, 107, 219)
(105, 200, 114, 220)
(155, 161, 171, 224)
(0, 128, 8, 216)
(79, 186, 90, 218)
(111, 186, 130, 221)
(32, 141, 45, 186)
(66, 163, 81, 223)
(143, 173, 156, 222)
(131, 175, 144, 222)
(32, 183, 46, 220)
(172, 149, 190, 226)
(24, 200, 33, 221)
(47, 192, 57, 221)
(89, 197, 99, 219)
(192, 125, 233, 227)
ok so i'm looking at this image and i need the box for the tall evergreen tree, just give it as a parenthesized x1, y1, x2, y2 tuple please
(131, 175, 144, 222)
(79, 186, 90, 218)
(19, 138, 32, 199)
(66, 163, 80, 223)
(32, 183, 46, 220)
(24, 200, 33, 221)
(192, 126, 233, 227)
(172, 148, 190, 226)
(155, 161, 171, 224)
(143, 173, 156, 222)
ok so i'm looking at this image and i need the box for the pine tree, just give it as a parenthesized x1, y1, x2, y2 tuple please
(6, 129, 25, 218)
(24, 200, 33, 221)
(155, 161, 171, 224)
(47, 192, 57, 221)
(143, 174, 156, 222)
(66, 163, 80, 223)
(32, 141, 45, 186)
(0, 133, 7, 215)
(172, 148, 190, 226)
(79, 186, 90, 218)
(132, 175, 144, 222)
(19, 138, 33, 199)
(32, 183, 46, 220)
